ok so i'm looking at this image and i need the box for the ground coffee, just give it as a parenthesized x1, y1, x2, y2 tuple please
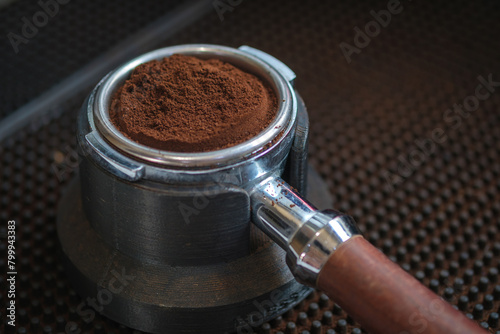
(110, 54, 277, 152)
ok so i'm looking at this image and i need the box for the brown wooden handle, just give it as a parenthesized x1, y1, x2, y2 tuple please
(317, 235, 486, 334)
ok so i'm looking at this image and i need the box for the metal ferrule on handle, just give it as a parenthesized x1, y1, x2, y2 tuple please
(249, 175, 360, 285)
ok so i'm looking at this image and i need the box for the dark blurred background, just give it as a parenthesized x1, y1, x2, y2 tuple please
(1, 1, 500, 333)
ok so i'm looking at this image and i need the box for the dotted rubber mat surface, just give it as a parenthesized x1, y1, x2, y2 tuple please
(1, 0, 500, 333)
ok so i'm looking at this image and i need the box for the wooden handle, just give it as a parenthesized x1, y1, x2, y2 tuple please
(317, 235, 486, 334)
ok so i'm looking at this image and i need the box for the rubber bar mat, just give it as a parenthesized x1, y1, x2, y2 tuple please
(1, 0, 500, 333)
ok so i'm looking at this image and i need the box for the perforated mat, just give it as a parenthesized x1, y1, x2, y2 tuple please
(1, 0, 500, 333)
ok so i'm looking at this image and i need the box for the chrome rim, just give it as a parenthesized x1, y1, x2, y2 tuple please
(92, 44, 296, 168)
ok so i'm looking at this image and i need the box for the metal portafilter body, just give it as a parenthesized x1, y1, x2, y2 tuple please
(57, 44, 333, 334)
(79, 44, 300, 266)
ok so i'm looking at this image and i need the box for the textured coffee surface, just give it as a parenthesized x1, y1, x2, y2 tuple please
(110, 54, 276, 152)
(1, 0, 500, 333)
